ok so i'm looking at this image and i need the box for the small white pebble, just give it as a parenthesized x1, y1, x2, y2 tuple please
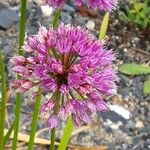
(123, 48, 128, 52)
(109, 105, 131, 120)
(86, 21, 95, 30)
(135, 120, 144, 128)
(41, 5, 54, 17)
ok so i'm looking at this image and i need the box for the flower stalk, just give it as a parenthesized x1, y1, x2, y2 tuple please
(18, 0, 27, 56)
(50, 92, 61, 150)
(58, 116, 74, 150)
(12, 0, 27, 149)
(0, 51, 7, 149)
(28, 88, 42, 150)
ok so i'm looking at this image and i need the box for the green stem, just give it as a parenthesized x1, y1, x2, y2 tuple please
(12, 93, 21, 150)
(50, 92, 61, 150)
(69, 91, 75, 99)
(52, 10, 61, 29)
(28, 88, 42, 150)
(12, 0, 27, 149)
(19, 0, 27, 55)
(50, 128, 56, 150)
(0, 51, 7, 149)
(48, 48, 59, 60)
(58, 116, 74, 150)
(3, 121, 15, 146)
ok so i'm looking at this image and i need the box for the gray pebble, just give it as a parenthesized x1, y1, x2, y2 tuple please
(64, 4, 75, 12)
(1, 37, 11, 56)
(125, 121, 135, 132)
(0, 8, 19, 30)
(61, 12, 72, 24)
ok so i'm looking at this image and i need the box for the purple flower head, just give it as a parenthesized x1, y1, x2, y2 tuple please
(11, 24, 117, 128)
(47, 115, 60, 129)
(43, 0, 118, 11)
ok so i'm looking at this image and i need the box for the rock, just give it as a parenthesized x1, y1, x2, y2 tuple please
(101, 111, 128, 124)
(32, 0, 43, 5)
(104, 119, 123, 130)
(1, 37, 11, 56)
(28, 25, 39, 34)
(122, 143, 129, 150)
(118, 87, 131, 98)
(64, 4, 75, 12)
(74, 14, 87, 25)
(135, 120, 144, 128)
(125, 121, 135, 132)
(80, 135, 94, 146)
(119, 74, 130, 87)
(86, 20, 95, 30)
(139, 126, 150, 134)
(107, 143, 115, 150)
(2, 45, 10, 56)
(109, 105, 131, 120)
(132, 77, 143, 98)
(0, 3, 7, 11)
(8, 0, 20, 6)
(0, 8, 19, 30)
(41, 5, 53, 17)
(105, 126, 113, 133)
(61, 12, 72, 24)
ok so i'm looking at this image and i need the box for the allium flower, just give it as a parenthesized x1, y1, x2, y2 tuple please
(11, 24, 117, 128)
(43, 0, 118, 11)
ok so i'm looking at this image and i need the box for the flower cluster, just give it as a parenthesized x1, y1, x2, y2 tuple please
(11, 24, 117, 128)
(43, 0, 118, 11)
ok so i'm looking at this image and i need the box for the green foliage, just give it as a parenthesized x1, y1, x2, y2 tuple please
(99, 12, 109, 40)
(120, 0, 150, 28)
(119, 63, 150, 75)
(119, 63, 150, 95)
(143, 79, 150, 95)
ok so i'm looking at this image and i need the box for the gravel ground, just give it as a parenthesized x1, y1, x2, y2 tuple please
(0, 0, 150, 150)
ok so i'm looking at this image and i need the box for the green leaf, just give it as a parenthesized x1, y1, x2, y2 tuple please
(119, 63, 150, 75)
(58, 116, 74, 150)
(52, 10, 61, 29)
(143, 79, 150, 95)
(99, 12, 109, 40)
